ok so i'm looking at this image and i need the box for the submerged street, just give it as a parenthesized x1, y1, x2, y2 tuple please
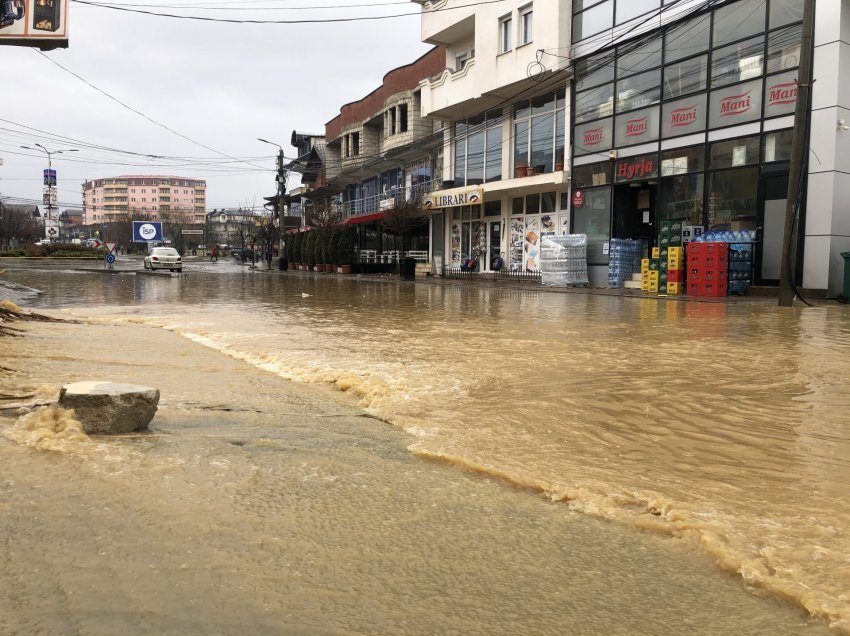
(0, 259, 848, 634)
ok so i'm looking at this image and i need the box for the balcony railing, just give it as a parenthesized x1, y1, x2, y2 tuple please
(340, 180, 437, 219)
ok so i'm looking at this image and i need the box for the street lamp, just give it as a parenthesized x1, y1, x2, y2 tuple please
(258, 137, 289, 262)
(20, 143, 78, 242)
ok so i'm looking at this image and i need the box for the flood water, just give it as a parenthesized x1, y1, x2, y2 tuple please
(1, 259, 848, 634)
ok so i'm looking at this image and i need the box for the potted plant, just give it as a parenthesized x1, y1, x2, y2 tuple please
(515, 161, 528, 178)
(314, 234, 325, 272)
(336, 227, 353, 274)
(299, 231, 309, 269)
(329, 228, 341, 272)
(555, 154, 565, 172)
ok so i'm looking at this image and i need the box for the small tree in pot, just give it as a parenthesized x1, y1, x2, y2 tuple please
(336, 227, 354, 273)
(305, 231, 317, 270)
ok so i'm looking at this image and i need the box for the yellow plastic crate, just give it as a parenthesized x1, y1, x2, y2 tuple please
(647, 282, 659, 292)
(651, 247, 660, 258)
(641, 258, 650, 273)
(668, 255, 683, 270)
(667, 282, 682, 295)
(668, 246, 683, 260)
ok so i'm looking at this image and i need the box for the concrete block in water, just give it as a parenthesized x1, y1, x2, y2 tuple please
(58, 382, 160, 435)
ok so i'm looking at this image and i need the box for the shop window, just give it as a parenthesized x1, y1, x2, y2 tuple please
(575, 83, 614, 124)
(664, 14, 710, 64)
(616, 69, 660, 112)
(770, 0, 804, 29)
(711, 35, 764, 89)
(484, 201, 501, 217)
(663, 55, 707, 99)
(712, 0, 766, 47)
(572, 186, 611, 265)
(572, 162, 612, 188)
(572, 1, 613, 43)
(541, 192, 556, 214)
(526, 193, 541, 215)
(708, 78, 763, 128)
(574, 118, 613, 156)
(617, 37, 662, 78)
(707, 167, 758, 231)
(710, 136, 760, 168)
(763, 129, 793, 162)
(512, 197, 524, 215)
(660, 173, 704, 224)
(661, 146, 705, 175)
(576, 52, 615, 91)
(766, 24, 801, 74)
(616, 0, 658, 25)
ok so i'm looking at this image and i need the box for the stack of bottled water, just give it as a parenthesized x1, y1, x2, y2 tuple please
(692, 229, 754, 244)
(607, 238, 646, 288)
(540, 234, 589, 287)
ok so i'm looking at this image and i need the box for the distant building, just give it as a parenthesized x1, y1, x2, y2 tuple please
(59, 207, 83, 240)
(81, 176, 207, 227)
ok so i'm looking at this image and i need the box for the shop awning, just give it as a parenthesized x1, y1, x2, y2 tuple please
(344, 212, 386, 225)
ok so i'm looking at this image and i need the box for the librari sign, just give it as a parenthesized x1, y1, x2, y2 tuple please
(422, 186, 483, 210)
(0, 0, 69, 49)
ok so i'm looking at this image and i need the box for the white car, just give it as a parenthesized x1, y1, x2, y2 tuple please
(144, 247, 182, 272)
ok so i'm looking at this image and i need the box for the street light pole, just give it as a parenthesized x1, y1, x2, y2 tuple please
(20, 143, 78, 242)
(258, 137, 288, 258)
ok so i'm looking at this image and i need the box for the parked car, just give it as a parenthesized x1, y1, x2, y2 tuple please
(144, 247, 182, 272)
(231, 248, 255, 262)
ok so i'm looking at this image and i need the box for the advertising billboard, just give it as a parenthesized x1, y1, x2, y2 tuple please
(132, 221, 164, 243)
(0, 0, 69, 49)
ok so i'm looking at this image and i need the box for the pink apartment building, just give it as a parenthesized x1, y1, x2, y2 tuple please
(82, 175, 206, 226)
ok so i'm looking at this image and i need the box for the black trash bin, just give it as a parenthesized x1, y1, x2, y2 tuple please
(279, 257, 288, 271)
(401, 257, 416, 281)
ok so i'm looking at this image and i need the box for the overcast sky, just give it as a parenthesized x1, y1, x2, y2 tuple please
(0, 0, 430, 212)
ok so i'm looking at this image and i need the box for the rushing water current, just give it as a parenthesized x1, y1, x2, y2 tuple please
(1, 260, 848, 635)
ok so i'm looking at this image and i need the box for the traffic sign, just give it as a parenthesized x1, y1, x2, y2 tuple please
(89, 239, 102, 249)
(105, 242, 117, 254)
(105, 254, 116, 264)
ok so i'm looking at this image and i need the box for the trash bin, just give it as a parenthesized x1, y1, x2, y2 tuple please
(278, 257, 288, 271)
(841, 252, 850, 299)
(401, 257, 416, 281)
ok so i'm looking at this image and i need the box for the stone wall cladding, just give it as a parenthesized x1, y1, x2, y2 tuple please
(326, 47, 446, 141)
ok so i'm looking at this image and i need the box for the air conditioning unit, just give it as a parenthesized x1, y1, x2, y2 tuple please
(782, 45, 800, 70)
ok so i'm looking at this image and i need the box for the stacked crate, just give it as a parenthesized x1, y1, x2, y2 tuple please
(658, 222, 683, 295)
(686, 242, 728, 297)
(666, 246, 684, 295)
(641, 248, 659, 292)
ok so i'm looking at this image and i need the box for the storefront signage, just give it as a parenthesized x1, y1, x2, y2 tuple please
(709, 79, 763, 129)
(422, 186, 483, 210)
(719, 90, 753, 117)
(0, 0, 70, 49)
(614, 155, 658, 183)
(572, 190, 585, 208)
(662, 94, 707, 138)
(615, 106, 659, 147)
(574, 119, 613, 156)
(764, 70, 798, 118)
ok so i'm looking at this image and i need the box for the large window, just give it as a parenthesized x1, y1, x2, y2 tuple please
(573, 187, 612, 265)
(514, 91, 566, 173)
(454, 110, 503, 186)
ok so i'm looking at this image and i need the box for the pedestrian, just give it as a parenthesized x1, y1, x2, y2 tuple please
(266, 249, 272, 270)
(210, 245, 218, 262)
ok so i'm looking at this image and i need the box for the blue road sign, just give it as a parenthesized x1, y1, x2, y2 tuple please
(105, 253, 116, 264)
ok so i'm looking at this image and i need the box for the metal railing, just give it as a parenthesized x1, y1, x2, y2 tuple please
(340, 181, 437, 219)
(441, 266, 542, 283)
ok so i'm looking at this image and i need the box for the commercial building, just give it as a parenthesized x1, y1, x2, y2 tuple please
(81, 175, 207, 228)
(567, 0, 849, 294)
(414, 0, 572, 273)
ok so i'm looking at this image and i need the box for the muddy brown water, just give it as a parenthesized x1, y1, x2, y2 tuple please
(0, 260, 847, 634)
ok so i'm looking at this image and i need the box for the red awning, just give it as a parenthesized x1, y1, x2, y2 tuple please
(344, 212, 386, 225)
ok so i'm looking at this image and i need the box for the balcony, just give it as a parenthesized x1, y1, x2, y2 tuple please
(419, 2, 474, 47)
(339, 180, 437, 220)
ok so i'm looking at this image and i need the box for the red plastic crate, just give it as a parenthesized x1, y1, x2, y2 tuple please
(668, 269, 684, 282)
(701, 281, 728, 297)
(687, 242, 728, 257)
(689, 268, 727, 283)
(686, 281, 702, 296)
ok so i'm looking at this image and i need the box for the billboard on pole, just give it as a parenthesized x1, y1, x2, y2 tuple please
(0, 0, 69, 50)
(133, 221, 163, 242)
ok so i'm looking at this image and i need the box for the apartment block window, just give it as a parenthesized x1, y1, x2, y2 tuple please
(399, 103, 408, 133)
(519, 5, 533, 45)
(456, 50, 473, 71)
(454, 109, 503, 186)
(499, 14, 512, 53)
(351, 132, 360, 156)
(389, 108, 397, 135)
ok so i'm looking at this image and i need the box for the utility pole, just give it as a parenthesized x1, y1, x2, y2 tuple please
(20, 143, 78, 243)
(778, 0, 815, 306)
(258, 137, 288, 260)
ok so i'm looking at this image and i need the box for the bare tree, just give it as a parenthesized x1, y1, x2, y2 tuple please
(0, 202, 40, 248)
(380, 194, 425, 263)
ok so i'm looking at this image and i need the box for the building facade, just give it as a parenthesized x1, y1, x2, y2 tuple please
(82, 175, 207, 227)
(567, 0, 849, 293)
(415, 0, 572, 273)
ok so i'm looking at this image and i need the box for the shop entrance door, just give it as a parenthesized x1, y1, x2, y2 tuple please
(486, 221, 501, 271)
(757, 173, 788, 285)
(431, 212, 445, 269)
(613, 184, 656, 249)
